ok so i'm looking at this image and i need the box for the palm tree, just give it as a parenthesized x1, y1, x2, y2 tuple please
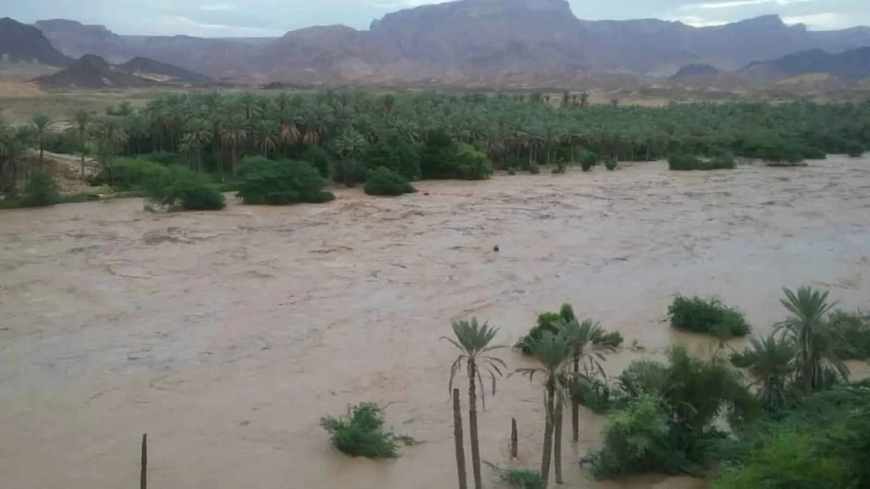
(333, 129, 366, 187)
(734, 333, 796, 411)
(180, 117, 212, 172)
(31, 114, 53, 171)
(444, 318, 505, 489)
(72, 110, 91, 178)
(557, 318, 613, 442)
(515, 332, 573, 487)
(93, 118, 128, 186)
(776, 286, 849, 394)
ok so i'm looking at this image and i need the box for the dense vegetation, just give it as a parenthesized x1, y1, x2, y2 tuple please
(363, 166, 416, 196)
(3, 94, 869, 206)
(668, 295, 752, 338)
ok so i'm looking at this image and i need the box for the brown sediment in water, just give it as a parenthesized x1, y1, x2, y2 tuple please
(1, 158, 870, 489)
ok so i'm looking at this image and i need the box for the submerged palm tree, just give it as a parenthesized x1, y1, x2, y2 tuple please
(444, 318, 505, 489)
(515, 332, 573, 487)
(776, 286, 849, 394)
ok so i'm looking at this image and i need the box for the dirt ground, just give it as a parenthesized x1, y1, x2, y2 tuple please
(1, 158, 870, 489)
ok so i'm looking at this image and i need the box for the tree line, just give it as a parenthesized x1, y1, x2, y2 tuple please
(2, 92, 869, 196)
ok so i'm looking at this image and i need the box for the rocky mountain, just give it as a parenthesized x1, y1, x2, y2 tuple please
(0, 17, 71, 67)
(26, 0, 870, 84)
(119, 57, 211, 84)
(740, 47, 870, 80)
(670, 64, 721, 80)
(34, 54, 191, 89)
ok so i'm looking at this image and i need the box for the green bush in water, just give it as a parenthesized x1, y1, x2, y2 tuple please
(236, 157, 335, 205)
(668, 295, 751, 338)
(844, 140, 864, 157)
(363, 166, 416, 196)
(320, 402, 399, 459)
(145, 166, 225, 211)
(580, 150, 598, 171)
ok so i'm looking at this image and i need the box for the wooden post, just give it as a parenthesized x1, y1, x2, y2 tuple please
(510, 418, 518, 458)
(140, 434, 147, 489)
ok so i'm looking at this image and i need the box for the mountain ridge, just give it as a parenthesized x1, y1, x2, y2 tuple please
(22, 0, 870, 85)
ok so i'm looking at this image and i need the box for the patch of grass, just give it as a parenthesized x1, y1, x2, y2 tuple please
(668, 295, 751, 338)
(320, 402, 401, 459)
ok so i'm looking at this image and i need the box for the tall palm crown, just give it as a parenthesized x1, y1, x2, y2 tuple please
(444, 318, 506, 406)
(776, 286, 849, 393)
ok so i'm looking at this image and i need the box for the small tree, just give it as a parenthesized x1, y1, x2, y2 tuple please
(363, 166, 415, 196)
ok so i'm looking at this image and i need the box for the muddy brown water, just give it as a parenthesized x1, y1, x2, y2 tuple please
(2, 159, 870, 489)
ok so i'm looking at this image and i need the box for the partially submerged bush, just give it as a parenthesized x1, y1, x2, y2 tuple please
(364, 132, 421, 181)
(145, 167, 225, 211)
(363, 166, 415, 196)
(604, 158, 617, 171)
(456, 143, 493, 181)
(710, 152, 736, 169)
(668, 153, 710, 171)
(489, 465, 543, 489)
(844, 140, 864, 157)
(99, 158, 173, 191)
(237, 157, 334, 205)
(668, 295, 751, 338)
(320, 402, 400, 459)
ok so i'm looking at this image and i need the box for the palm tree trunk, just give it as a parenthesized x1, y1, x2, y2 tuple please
(453, 389, 468, 489)
(572, 351, 579, 442)
(468, 361, 483, 489)
(554, 400, 564, 484)
(541, 381, 555, 489)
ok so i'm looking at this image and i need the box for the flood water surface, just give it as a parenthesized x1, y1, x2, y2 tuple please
(2, 159, 870, 489)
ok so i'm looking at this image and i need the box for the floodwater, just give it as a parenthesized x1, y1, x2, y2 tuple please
(2, 158, 870, 489)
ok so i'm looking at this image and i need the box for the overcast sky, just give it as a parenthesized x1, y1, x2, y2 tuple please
(3, 0, 869, 37)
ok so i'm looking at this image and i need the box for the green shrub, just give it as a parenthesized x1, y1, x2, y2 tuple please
(98, 158, 173, 191)
(552, 158, 567, 174)
(588, 394, 680, 478)
(580, 151, 597, 171)
(802, 146, 827, 160)
(844, 140, 864, 157)
(668, 154, 712, 171)
(588, 346, 757, 479)
(668, 295, 751, 338)
(571, 377, 618, 414)
(419, 129, 458, 179)
(830, 310, 870, 360)
(710, 384, 870, 489)
(604, 158, 617, 171)
(456, 143, 493, 180)
(364, 132, 421, 181)
(528, 162, 540, 174)
(319, 402, 399, 459)
(710, 152, 737, 169)
(301, 145, 331, 178)
(237, 157, 335, 205)
(363, 166, 415, 196)
(491, 466, 543, 489)
(145, 167, 225, 211)
(20, 171, 60, 207)
(514, 304, 577, 354)
(598, 330, 624, 348)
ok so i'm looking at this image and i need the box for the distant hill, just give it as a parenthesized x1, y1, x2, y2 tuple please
(670, 64, 721, 80)
(34, 54, 160, 89)
(19, 2, 870, 85)
(740, 47, 870, 81)
(119, 57, 210, 84)
(0, 17, 71, 67)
